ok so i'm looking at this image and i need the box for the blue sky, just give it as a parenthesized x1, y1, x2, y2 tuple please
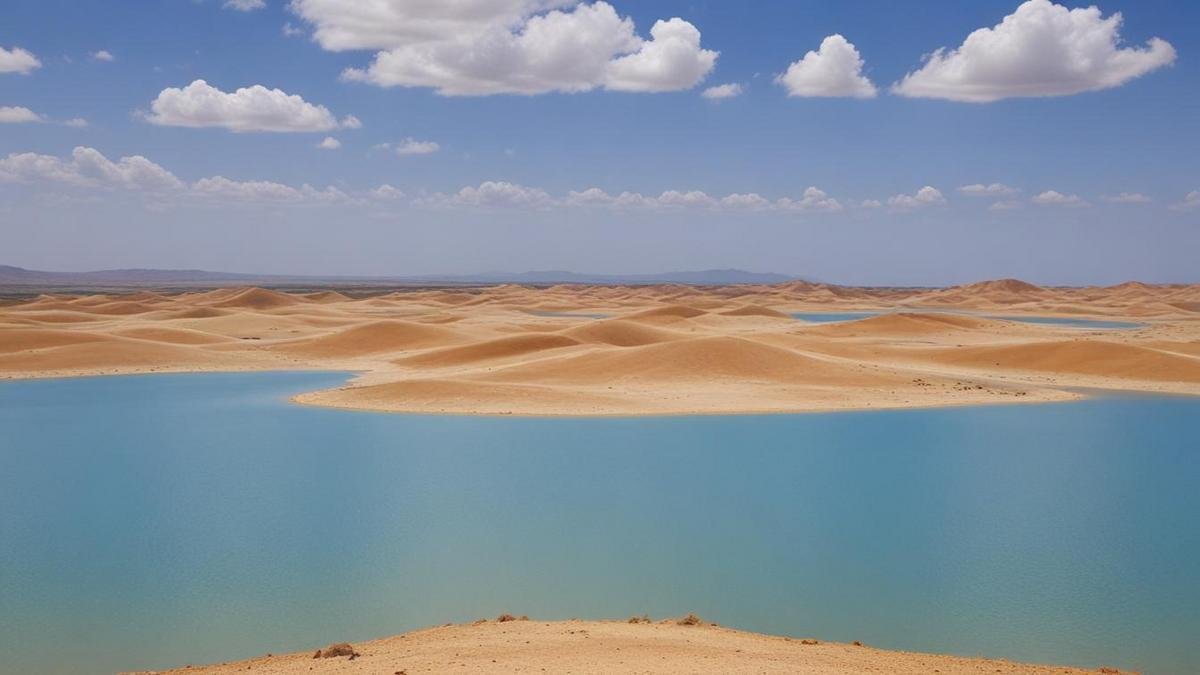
(1, 0, 1198, 284)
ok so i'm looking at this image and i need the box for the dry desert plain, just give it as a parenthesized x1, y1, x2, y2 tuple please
(2, 278, 1199, 416)
(6, 278, 1192, 673)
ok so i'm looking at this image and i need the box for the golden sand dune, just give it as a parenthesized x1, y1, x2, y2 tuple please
(926, 340, 1200, 382)
(561, 318, 685, 346)
(209, 287, 302, 310)
(803, 312, 1011, 337)
(274, 320, 466, 358)
(397, 333, 582, 368)
(1, 280, 1198, 413)
(135, 617, 1111, 675)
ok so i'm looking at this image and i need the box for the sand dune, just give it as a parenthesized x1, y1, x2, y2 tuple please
(135, 617, 1109, 675)
(1, 281, 1197, 413)
(397, 333, 583, 368)
(561, 318, 685, 347)
(804, 312, 1011, 337)
(926, 340, 1200, 382)
(275, 320, 466, 358)
(210, 287, 301, 310)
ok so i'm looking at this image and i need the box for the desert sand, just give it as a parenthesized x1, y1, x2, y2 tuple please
(129, 616, 1125, 674)
(1, 278, 1198, 415)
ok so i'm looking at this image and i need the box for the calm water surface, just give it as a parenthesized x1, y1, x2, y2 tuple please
(1, 373, 1197, 674)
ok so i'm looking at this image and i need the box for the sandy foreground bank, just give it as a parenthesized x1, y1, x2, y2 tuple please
(126, 617, 1125, 674)
(2, 279, 1198, 415)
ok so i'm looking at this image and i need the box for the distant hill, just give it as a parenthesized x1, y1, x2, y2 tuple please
(0, 265, 795, 287)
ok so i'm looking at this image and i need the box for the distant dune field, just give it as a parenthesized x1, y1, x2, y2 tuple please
(2, 279, 1198, 415)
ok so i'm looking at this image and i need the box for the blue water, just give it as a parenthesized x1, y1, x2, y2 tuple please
(792, 311, 1143, 329)
(1, 373, 1197, 675)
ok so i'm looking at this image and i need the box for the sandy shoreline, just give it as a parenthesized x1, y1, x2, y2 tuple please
(125, 616, 1128, 674)
(1, 279, 1198, 415)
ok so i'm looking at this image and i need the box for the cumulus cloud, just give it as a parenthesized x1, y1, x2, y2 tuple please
(370, 184, 405, 200)
(888, 186, 946, 209)
(317, 136, 341, 150)
(294, 0, 716, 95)
(0, 45, 41, 74)
(564, 185, 841, 212)
(145, 80, 357, 133)
(421, 181, 555, 209)
(91, 50, 115, 62)
(224, 0, 266, 10)
(394, 138, 440, 156)
(1032, 190, 1088, 206)
(857, 199, 883, 209)
(1170, 191, 1200, 211)
(777, 34, 876, 99)
(720, 192, 771, 209)
(0, 146, 183, 191)
(701, 83, 742, 100)
(893, 0, 1176, 102)
(64, 118, 90, 128)
(0, 106, 44, 123)
(960, 182, 1018, 196)
(282, 22, 306, 37)
(192, 176, 351, 203)
(989, 200, 1022, 211)
(1100, 192, 1151, 204)
(776, 186, 843, 212)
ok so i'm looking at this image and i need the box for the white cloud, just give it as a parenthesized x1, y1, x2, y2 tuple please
(888, 186, 946, 209)
(776, 34, 876, 99)
(340, 114, 362, 129)
(145, 79, 356, 133)
(0, 106, 44, 124)
(776, 186, 843, 212)
(1101, 192, 1151, 204)
(317, 136, 341, 150)
(394, 138, 440, 156)
(422, 181, 555, 209)
(1032, 189, 1088, 206)
(0, 45, 41, 74)
(857, 199, 882, 209)
(370, 184, 405, 200)
(91, 50, 115, 62)
(192, 176, 350, 203)
(64, 118, 90, 128)
(720, 192, 770, 209)
(0, 146, 183, 191)
(224, 0, 266, 10)
(960, 182, 1018, 196)
(296, 1, 715, 96)
(989, 200, 1022, 211)
(282, 22, 306, 37)
(701, 83, 742, 100)
(565, 185, 841, 212)
(604, 18, 717, 93)
(1170, 191, 1200, 211)
(893, 0, 1176, 102)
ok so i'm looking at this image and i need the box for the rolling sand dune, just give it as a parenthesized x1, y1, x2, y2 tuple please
(1, 280, 1197, 414)
(134, 617, 1115, 675)
(926, 340, 1200, 382)
(275, 320, 467, 357)
(397, 333, 583, 368)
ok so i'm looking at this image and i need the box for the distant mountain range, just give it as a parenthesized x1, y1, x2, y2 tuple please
(0, 265, 795, 287)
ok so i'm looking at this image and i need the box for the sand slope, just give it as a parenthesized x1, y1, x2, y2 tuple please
(132, 618, 1118, 675)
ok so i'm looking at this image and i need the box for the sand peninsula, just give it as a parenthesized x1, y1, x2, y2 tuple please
(2, 278, 1199, 415)
(128, 615, 1128, 674)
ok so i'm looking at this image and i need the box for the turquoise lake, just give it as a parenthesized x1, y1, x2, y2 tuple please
(1, 372, 1197, 674)
(791, 311, 1142, 329)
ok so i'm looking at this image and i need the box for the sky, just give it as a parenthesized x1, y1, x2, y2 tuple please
(1, 0, 1198, 285)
